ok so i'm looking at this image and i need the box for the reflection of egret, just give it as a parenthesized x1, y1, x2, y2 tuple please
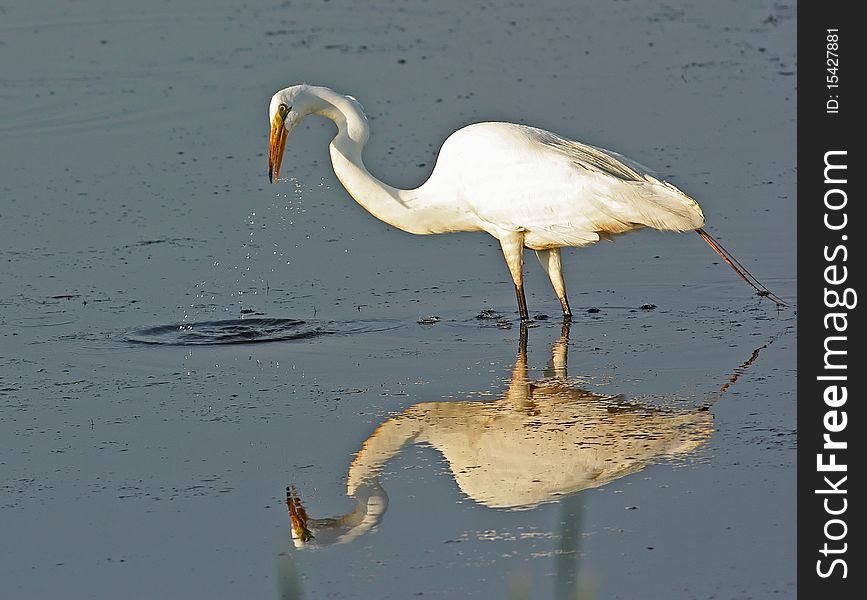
(286, 481, 387, 548)
(268, 84, 785, 321)
(286, 324, 715, 547)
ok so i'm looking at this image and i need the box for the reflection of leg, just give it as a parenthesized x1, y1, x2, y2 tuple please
(518, 321, 529, 357)
(500, 234, 529, 321)
(545, 321, 570, 380)
(513, 323, 529, 386)
(535, 248, 572, 319)
(505, 323, 531, 406)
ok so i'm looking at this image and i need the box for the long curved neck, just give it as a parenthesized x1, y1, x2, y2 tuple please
(306, 89, 417, 233)
(311, 88, 473, 235)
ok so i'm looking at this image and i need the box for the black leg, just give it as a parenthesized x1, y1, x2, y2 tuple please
(560, 296, 572, 320)
(515, 284, 529, 321)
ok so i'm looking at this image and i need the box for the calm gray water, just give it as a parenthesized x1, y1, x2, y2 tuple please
(1, 1, 796, 598)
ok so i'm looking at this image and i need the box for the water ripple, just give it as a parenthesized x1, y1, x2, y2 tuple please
(126, 318, 399, 346)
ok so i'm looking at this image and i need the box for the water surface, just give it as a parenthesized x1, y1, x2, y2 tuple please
(1, 1, 796, 598)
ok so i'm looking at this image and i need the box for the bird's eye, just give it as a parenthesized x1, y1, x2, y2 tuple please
(279, 103, 289, 114)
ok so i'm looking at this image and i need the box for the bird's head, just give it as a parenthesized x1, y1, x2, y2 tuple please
(268, 86, 307, 183)
(267, 85, 324, 183)
(268, 84, 367, 183)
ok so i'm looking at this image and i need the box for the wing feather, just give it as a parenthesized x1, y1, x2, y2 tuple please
(526, 127, 704, 233)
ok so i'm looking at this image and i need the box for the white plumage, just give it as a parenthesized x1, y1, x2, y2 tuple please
(422, 122, 705, 246)
(267, 84, 782, 318)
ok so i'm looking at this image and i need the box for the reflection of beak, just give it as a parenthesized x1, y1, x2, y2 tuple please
(268, 111, 288, 183)
(286, 486, 314, 545)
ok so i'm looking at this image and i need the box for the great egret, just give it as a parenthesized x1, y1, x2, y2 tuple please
(268, 84, 784, 320)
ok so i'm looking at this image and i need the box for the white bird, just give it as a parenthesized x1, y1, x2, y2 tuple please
(268, 84, 784, 320)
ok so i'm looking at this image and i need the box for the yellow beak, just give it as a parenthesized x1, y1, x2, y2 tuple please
(268, 110, 288, 183)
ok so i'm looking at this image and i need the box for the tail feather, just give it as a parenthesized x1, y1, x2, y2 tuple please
(696, 228, 788, 307)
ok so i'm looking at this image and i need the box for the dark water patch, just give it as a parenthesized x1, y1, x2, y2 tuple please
(122, 237, 206, 250)
(16, 314, 80, 328)
(475, 309, 502, 320)
(125, 318, 401, 346)
(691, 277, 795, 308)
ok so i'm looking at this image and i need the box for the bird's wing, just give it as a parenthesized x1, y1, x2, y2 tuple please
(524, 128, 704, 234)
(423, 122, 704, 242)
(530, 128, 655, 182)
